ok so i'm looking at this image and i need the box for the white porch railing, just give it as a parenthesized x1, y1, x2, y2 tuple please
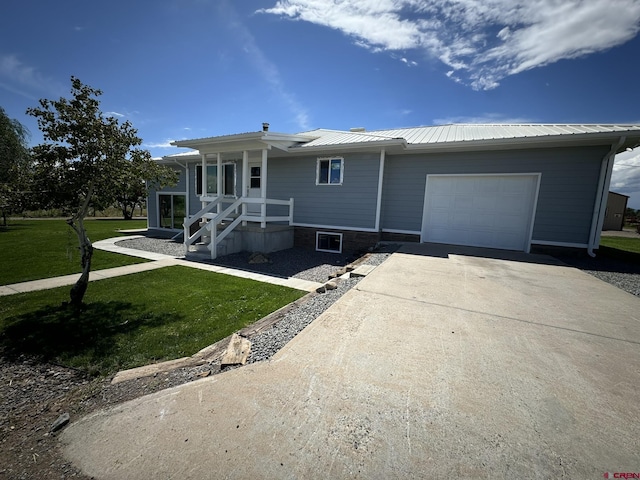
(183, 197, 294, 259)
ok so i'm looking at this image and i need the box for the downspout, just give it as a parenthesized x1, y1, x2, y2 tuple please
(587, 136, 625, 257)
(374, 149, 386, 233)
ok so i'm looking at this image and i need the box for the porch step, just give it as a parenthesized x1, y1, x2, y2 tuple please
(184, 250, 212, 262)
(214, 231, 242, 257)
(188, 242, 209, 254)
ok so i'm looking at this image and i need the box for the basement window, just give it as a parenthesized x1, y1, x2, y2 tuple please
(316, 232, 343, 253)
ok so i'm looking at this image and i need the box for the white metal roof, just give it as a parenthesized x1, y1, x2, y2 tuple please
(157, 124, 640, 160)
(296, 124, 640, 148)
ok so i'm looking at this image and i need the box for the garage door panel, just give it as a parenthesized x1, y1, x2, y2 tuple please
(452, 212, 472, 226)
(453, 195, 474, 209)
(474, 196, 497, 211)
(430, 195, 453, 209)
(431, 178, 456, 193)
(422, 174, 538, 251)
(495, 199, 528, 215)
(471, 214, 496, 228)
(500, 177, 526, 193)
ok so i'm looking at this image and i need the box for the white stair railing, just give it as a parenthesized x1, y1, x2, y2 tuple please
(186, 197, 295, 259)
(183, 196, 225, 250)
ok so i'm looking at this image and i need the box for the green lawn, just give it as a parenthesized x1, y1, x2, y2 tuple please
(599, 236, 640, 255)
(0, 266, 305, 376)
(0, 218, 149, 285)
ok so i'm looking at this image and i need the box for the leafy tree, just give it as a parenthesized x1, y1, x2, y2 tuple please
(114, 161, 150, 220)
(27, 76, 177, 305)
(0, 106, 32, 225)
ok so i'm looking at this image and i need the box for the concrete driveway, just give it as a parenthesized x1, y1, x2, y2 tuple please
(61, 244, 640, 479)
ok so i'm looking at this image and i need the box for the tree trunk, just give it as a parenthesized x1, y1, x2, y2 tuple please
(67, 182, 95, 306)
(122, 205, 133, 220)
(68, 217, 93, 306)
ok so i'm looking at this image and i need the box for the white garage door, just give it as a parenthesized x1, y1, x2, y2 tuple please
(421, 174, 539, 252)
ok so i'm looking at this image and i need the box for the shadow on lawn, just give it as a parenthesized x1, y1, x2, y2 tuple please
(1, 301, 183, 375)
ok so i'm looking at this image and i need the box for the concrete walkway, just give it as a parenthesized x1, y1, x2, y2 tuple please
(0, 236, 322, 295)
(60, 243, 640, 479)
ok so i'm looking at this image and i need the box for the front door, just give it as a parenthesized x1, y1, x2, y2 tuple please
(247, 163, 261, 215)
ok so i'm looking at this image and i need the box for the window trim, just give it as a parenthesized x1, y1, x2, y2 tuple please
(157, 192, 186, 230)
(195, 163, 237, 196)
(316, 157, 344, 186)
(316, 231, 343, 253)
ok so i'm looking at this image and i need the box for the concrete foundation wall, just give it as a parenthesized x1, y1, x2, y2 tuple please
(237, 225, 294, 253)
(380, 232, 421, 243)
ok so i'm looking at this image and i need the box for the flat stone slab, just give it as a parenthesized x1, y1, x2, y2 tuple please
(220, 334, 252, 367)
(349, 264, 376, 277)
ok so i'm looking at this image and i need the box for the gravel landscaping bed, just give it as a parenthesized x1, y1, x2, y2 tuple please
(116, 236, 367, 282)
(3, 239, 639, 479)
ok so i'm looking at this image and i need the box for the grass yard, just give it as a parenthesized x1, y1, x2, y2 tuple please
(599, 236, 640, 255)
(0, 266, 305, 376)
(0, 218, 149, 285)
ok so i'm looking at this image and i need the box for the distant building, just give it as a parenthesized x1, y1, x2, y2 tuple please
(603, 191, 629, 230)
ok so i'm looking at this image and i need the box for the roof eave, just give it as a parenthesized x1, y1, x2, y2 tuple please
(172, 132, 319, 151)
(288, 138, 407, 154)
(403, 131, 640, 153)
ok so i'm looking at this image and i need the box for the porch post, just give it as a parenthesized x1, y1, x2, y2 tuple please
(201, 154, 207, 208)
(216, 152, 222, 214)
(261, 148, 267, 228)
(242, 150, 248, 226)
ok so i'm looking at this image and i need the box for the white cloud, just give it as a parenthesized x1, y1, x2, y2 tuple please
(432, 113, 535, 124)
(221, 1, 310, 130)
(0, 54, 62, 98)
(260, 0, 640, 90)
(400, 57, 418, 67)
(143, 139, 177, 149)
(612, 148, 640, 207)
(106, 111, 125, 118)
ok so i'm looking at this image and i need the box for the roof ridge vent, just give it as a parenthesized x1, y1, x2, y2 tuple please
(350, 127, 366, 132)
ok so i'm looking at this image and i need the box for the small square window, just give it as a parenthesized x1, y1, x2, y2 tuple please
(316, 157, 343, 185)
(316, 232, 343, 253)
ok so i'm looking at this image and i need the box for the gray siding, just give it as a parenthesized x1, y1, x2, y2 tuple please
(381, 146, 608, 244)
(148, 160, 248, 228)
(147, 165, 185, 228)
(267, 153, 380, 229)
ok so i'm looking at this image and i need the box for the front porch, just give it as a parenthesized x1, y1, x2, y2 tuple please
(174, 128, 312, 260)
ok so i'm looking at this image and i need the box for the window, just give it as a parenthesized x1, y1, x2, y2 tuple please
(316, 157, 343, 185)
(250, 166, 261, 189)
(196, 164, 236, 196)
(159, 194, 186, 229)
(316, 231, 343, 253)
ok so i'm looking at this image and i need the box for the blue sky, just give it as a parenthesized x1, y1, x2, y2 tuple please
(2, 0, 640, 207)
